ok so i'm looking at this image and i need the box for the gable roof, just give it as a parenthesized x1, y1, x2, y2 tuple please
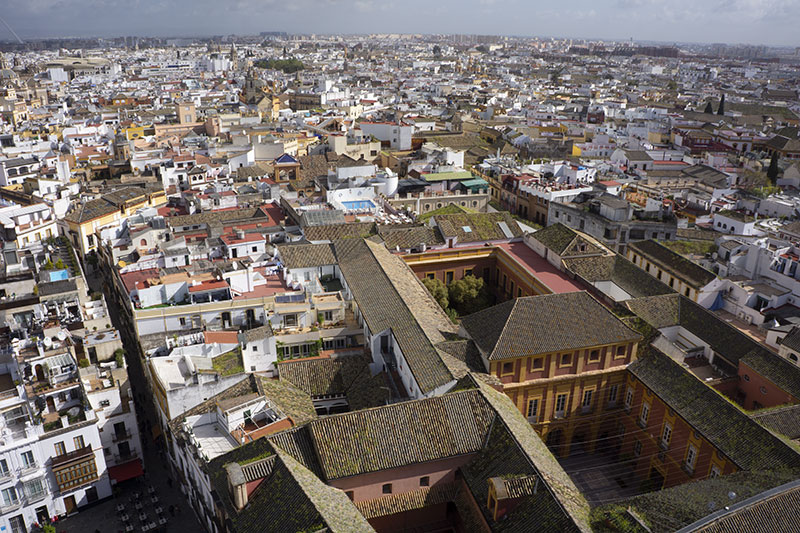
(630, 349, 800, 472)
(626, 294, 800, 399)
(277, 243, 337, 269)
(531, 223, 579, 255)
(564, 255, 674, 299)
(207, 438, 372, 533)
(303, 222, 376, 242)
(433, 212, 523, 243)
(461, 291, 641, 360)
(628, 239, 716, 288)
(334, 238, 455, 394)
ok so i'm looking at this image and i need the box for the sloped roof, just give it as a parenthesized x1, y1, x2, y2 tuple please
(277, 243, 336, 269)
(628, 239, 716, 288)
(434, 212, 522, 243)
(531, 223, 579, 256)
(751, 404, 800, 440)
(629, 349, 800, 472)
(303, 222, 376, 242)
(461, 291, 640, 360)
(334, 238, 455, 394)
(564, 255, 674, 299)
(626, 294, 800, 399)
(207, 438, 372, 533)
(377, 225, 444, 250)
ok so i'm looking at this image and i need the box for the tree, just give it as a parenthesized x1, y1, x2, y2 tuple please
(422, 277, 449, 310)
(448, 275, 491, 316)
(703, 101, 713, 114)
(767, 152, 780, 184)
(717, 94, 725, 115)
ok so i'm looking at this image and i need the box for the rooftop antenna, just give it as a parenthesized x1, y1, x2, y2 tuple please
(0, 15, 24, 44)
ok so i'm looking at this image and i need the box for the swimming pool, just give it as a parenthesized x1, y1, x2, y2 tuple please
(342, 200, 375, 210)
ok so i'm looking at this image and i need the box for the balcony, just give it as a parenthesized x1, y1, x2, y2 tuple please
(51, 445, 93, 468)
(0, 469, 11, 482)
(25, 489, 47, 504)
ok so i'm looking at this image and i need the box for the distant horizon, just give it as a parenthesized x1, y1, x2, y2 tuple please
(2, 0, 800, 48)
(0, 31, 796, 51)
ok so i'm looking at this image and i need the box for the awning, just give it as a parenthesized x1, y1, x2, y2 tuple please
(109, 459, 144, 484)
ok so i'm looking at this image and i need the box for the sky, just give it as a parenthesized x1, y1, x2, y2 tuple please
(2, 0, 800, 46)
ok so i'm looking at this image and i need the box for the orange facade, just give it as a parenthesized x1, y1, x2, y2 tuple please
(618, 375, 736, 490)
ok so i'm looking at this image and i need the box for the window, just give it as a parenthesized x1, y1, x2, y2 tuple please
(24, 478, 45, 500)
(555, 393, 568, 418)
(532, 357, 544, 370)
(791, 354, 799, 363)
(445, 271, 454, 284)
(661, 422, 672, 449)
(517, 288, 523, 297)
(501, 362, 514, 375)
(582, 390, 593, 413)
(588, 349, 600, 362)
(74, 436, 85, 449)
(760, 386, 767, 395)
(608, 384, 619, 406)
(633, 440, 642, 457)
(685, 444, 698, 473)
(710, 464, 721, 478)
(21, 451, 34, 468)
(54, 442, 66, 456)
(639, 402, 650, 427)
(615, 345, 627, 358)
(252, 246, 258, 253)
(419, 476, 430, 487)
(179, 317, 186, 326)
(527, 398, 539, 423)
(252, 345, 258, 352)
(685, 287, 691, 297)
(743, 374, 750, 382)
(1, 487, 18, 506)
(382, 483, 392, 494)
(625, 387, 634, 411)
(0, 459, 8, 476)
(560, 353, 572, 367)
(464, 269, 473, 277)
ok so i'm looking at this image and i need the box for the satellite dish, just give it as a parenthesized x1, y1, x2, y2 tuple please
(57, 331, 67, 341)
(43, 337, 52, 348)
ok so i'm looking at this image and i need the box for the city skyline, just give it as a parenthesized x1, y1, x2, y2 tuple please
(2, 0, 800, 47)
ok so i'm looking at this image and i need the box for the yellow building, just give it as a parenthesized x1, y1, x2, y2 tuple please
(61, 186, 166, 256)
(460, 291, 641, 457)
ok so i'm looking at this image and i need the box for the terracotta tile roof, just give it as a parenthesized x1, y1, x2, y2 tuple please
(277, 243, 337, 269)
(628, 239, 716, 288)
(334, 238, 455, 394)
(461, 291, 640, 361)
(630, 349, 800, 472)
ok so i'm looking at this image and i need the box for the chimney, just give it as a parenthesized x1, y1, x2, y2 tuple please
(225, 463, 248, 510)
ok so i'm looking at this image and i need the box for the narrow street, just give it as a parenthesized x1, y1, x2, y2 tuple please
(56, 262, 202, 532)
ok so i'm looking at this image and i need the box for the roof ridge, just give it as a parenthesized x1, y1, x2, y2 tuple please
(491, 298, 521, 361)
